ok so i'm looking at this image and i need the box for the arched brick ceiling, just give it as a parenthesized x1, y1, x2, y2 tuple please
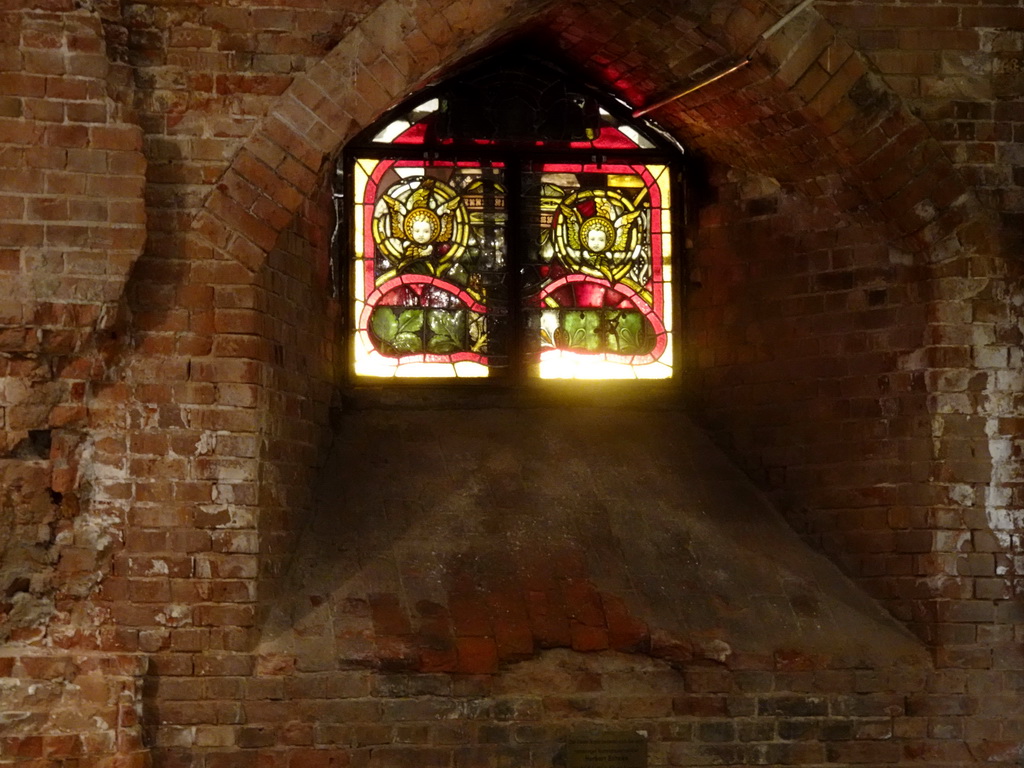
(193, 0, 991, 282)
(542, 0, 984, 257)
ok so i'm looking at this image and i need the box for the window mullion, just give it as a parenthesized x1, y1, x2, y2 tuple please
(505, 156, 525, 383)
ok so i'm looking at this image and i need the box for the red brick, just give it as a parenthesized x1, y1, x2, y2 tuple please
(369, 594, 412, 636)
(493, 619, 534, 660)
(674, 696, 728, 716)
(42, 735, 82, 758)
(962, 7, 1024, 28)
(525, 589, 571, 648)
(194, 604, 256, 627)
(561, 579, 604, 626)
(602, 594, 649, 652)
(455, 636, 498, 674)
(569, 623, 609, 652)
(1, 736, 44, 758)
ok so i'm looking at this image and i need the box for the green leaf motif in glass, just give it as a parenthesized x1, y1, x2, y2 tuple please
(371, 307, 424, 355)
(427, 309, 467, 354)
(563, 311, 600, 352)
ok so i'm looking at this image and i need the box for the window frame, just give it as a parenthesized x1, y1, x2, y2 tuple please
(335, 56, 687, 389)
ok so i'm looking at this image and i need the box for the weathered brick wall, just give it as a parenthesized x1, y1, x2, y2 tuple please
(0, 652, 147, 764)
(686, 158, 1024, 716)
(256, 173, 339, 596)
(0, 2, 145, 447)
(672, 4, 1024, 758)
(813, 0, 1024, 666)
(687, 164, 932, 605)
(93, 140, 340, 768)
(144, 648, 1024, 768)
(1, 0, 1023, 766)
(0, 6, 148, 762)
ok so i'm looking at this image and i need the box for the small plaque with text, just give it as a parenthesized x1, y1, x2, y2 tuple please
(566, 733, 647, 768)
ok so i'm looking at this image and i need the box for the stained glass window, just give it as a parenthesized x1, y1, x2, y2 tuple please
(352, 159, 508, 378)
(342, 53, 680, 381)
(521, 162, 672, 379)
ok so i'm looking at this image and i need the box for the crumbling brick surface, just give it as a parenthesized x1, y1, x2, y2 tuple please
(1, 0, 1023, 766)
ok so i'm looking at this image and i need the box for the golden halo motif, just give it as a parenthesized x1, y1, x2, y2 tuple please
(403, 207, 441, 244)
(372, 176, 469, 268)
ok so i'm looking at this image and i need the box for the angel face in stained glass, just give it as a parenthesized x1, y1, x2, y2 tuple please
(553, 188, 648, 285)
(373, 177, 468, 276)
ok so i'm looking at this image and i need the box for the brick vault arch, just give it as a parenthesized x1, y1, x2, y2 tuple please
(157, 0, 1019, 643)
(7, 2, 1024, 767)
(179, 0, 1012, 640)
(105, 0, 1015, 671)
(192, 0, 995, 277)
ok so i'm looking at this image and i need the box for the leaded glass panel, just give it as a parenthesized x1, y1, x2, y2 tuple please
(369, 98, 657, 152)
(521, 163, 672, 379)
(352, 158, 508, 378)
(345, 52, 680, 382)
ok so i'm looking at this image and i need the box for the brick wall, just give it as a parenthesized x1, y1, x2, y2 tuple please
(147, 649, 997, 768)
(1, 0, 1023, 766)
(687, 163, 932, 603)
(256, 173, 339, 596)
(0, 8, 148, 763)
